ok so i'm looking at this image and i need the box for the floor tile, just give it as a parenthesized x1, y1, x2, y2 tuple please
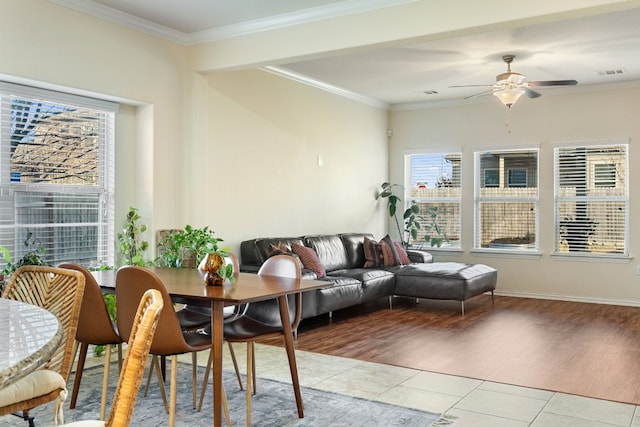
(375, 385, 462, 413)
(446, 408, 530, 427)
(401, 371, 482, 397)
(541, 393, 635, 426)
(478, 381, 555, 401)
(531, 412, 624, 427)
(454, 388, 548, 422)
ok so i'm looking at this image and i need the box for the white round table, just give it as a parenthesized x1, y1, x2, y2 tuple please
(0, 298, 63, 388)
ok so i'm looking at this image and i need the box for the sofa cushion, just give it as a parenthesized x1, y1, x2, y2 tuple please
(291, 243, 326, 278)
(339, 233, 374, 268)
(303, 235, 350, 272)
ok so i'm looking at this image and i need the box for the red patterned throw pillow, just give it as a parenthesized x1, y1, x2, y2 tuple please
(394, 242, 412, 265)
(363, 236, 401, 267)
(267, 242, 303, 270)
(291, 243, 326, 278)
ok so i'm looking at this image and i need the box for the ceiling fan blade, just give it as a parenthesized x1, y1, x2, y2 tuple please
(464, 88, 495, 100)
(524, 88, 542, 98)
(527, 79, 577, 87)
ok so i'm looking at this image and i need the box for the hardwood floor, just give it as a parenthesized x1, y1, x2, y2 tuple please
(258, 294, 640, 405)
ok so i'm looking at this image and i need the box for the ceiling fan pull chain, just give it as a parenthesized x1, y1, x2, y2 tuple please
(505, 108, 512, 135)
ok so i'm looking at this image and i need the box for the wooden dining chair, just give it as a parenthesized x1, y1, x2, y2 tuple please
(58, 263, 124, 420)
(63, 288, 164, 427)
(115, 266, 230, 427)
(0, 266, 85, 427)
(220, 255, 303, 426)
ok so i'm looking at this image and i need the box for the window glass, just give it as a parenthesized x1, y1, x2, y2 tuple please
(475, 149, 538, 251)
(407, 152, 461, 248)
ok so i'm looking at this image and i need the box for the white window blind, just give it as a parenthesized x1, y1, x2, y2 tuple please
(474, 148, 539, 251)
(0, 82, 116, 268)
(406, 152, 461, 248)
(554, 142, 628, 256)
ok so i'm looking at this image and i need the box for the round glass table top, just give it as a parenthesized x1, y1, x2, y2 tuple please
(0, 298, 63, 388)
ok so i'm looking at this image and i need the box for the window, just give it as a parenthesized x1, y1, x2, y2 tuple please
(474, 148, 538, 251)
(507, 168, 527, 187)
(554, 142, 628, 256)
(406, 152, 461, 248)
(0, 82, 116, 268)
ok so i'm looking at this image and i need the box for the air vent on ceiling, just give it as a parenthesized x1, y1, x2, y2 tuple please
(423, 90, 439, 95)
(596, 68, 626, 77)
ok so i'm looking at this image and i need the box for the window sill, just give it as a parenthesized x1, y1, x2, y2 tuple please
(550, 253, 632, 263)
(470, 248, 542, 260)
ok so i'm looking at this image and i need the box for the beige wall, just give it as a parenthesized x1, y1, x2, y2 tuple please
(185, 68, 389, 252)
(390, 84, 640, 304)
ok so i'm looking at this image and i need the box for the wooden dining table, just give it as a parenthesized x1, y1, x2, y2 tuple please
(92, 266, 330, 427)
(0, 298, 63, 389)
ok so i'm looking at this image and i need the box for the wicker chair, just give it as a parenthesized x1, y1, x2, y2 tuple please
(58, 263, 124, 420)
(0, 266, 86, 427)
(63, 288, 164, 427)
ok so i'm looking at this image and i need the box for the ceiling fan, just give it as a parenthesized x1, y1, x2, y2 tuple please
(450, 55, 578, 108)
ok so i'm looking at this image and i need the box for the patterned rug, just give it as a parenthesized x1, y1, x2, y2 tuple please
(6, 363, 450, 427)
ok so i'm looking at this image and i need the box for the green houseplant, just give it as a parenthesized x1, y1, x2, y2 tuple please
(116, 206, 150, 266)
(0, 232, 48, 293)
(156, 225, 234, 282)
(377, 182, 418, 247)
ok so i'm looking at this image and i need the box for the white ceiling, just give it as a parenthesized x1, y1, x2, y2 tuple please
(51, 0, 640, 107)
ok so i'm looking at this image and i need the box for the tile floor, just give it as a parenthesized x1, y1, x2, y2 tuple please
(84, 343, 639, 427)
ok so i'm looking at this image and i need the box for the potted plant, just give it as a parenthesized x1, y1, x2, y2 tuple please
(0, 232, 48, 292)
(376, 182, 420, 248)
(421, 205, 449, 248)
(156, 225, 235, 282)
(116, 206, 150, 266)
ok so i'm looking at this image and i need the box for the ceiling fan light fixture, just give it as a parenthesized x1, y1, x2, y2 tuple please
(493, 88, 525, 108)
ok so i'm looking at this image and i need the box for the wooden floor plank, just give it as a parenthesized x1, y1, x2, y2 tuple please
(258, 295, 640, 404)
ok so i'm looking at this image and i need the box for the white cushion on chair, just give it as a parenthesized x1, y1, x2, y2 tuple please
(0, 370, 66, 407)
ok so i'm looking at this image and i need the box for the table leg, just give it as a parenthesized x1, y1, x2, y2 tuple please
(278, 295, 304, 418)
(211, 300, 224, 427)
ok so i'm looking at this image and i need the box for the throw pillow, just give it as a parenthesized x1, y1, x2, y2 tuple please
(291, 243, 326, 278)
(363, 236, 400, 267)
(267, 243, 303, 270)
(381, 235, 402, 266)
(394, 242, 412, 265)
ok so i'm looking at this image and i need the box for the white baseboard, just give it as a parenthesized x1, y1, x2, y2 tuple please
(493, 289, 640, 308)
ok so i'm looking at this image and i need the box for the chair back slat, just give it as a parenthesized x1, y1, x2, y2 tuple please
(107, 289, 163, 427)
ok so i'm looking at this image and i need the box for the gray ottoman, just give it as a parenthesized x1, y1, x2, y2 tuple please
(393, 262, 497, 315)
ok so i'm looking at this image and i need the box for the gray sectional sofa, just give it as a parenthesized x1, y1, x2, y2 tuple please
(240, 233, 497, 318)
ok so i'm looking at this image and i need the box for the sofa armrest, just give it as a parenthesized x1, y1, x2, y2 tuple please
(406, 249, 433, 263)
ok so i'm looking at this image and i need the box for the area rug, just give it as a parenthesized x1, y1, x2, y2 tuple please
(6, 364, 449, 427)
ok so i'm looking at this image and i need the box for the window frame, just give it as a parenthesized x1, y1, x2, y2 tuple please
(0, 81, 117, 269)
(473, 146, 540, 254)
(553, 139, 629, 259)
(404, 150, 462, 251)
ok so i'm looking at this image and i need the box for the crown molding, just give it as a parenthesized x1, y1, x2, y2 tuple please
(49, 0, 418, 46)
(262, 66, 389, 110)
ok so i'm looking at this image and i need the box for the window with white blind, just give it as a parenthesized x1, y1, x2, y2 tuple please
(406, 152, 461, 248)
(474, 148, 539, 252)
(0, 82, 116, 268)
(554, 141, 628, 256)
